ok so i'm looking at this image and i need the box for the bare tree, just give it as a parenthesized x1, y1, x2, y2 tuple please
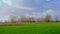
(55, 16, 60, 22)
(44, 14, 51, 22)
(20, 16, 26, 22)
(8, 16, 18, 23)
(55, 16, 58, 22)
(28, 17, 35, 23)
(18, 16, 36, 24)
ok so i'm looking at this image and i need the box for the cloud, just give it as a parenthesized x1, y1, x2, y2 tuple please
(46, 9, 54, 14)
(2, 0, 35, 10)
(25, 12, 42, 18)
(25, 14, 36, 17)
(42, 9, 55, 18)
(0, 0, 2, 7)
(2, 0, 12, 6)
(46, 0, 51, 1)
(0, 16, 9, 22)
(45, 9, 55, 15)
(25, 9, 55, 18)
(13, 5, 35, 10)
(34, 0, 41, 4)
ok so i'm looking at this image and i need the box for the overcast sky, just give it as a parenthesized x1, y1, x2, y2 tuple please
(0, 0, 60, 21)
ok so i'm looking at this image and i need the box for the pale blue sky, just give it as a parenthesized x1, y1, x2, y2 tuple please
(0, 0, 60, 21)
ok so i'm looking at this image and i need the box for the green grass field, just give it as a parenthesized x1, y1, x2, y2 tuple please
(0, 22, 60, 34)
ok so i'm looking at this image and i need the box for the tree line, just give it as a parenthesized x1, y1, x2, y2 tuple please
(0, 14, 60, 24)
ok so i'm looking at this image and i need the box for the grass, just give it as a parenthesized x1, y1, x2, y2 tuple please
(0, 22, 60, 34)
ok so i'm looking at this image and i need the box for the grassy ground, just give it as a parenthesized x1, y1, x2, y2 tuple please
(0, 22, 60, 34)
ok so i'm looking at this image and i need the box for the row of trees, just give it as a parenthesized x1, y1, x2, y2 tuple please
(7, 14, 52, 23)
(0, 14, 59, 24)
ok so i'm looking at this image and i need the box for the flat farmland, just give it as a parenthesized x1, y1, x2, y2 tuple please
(0, 22, 60, 34)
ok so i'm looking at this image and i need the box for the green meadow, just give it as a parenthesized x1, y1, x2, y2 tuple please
(0, 22, 60, 34)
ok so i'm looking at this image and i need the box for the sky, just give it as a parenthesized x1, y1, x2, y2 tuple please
(0, 0, 60, 21)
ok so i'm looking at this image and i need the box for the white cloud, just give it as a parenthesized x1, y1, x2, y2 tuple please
(25, 14, 36, 17)
(46, 9, 55, 15)
(46, 0, 51, 1)
(34, 0, 41, 4)
(42, 9, 55, 17)
(0, 0, 2, 7)
(14, 6, 35, 10)
(25, 12, 42, 18)
(35, 0, 39, 2)
(2, 0, 12, 6)
(0, 16, 9, 22)
(2, 0, 35, 10)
